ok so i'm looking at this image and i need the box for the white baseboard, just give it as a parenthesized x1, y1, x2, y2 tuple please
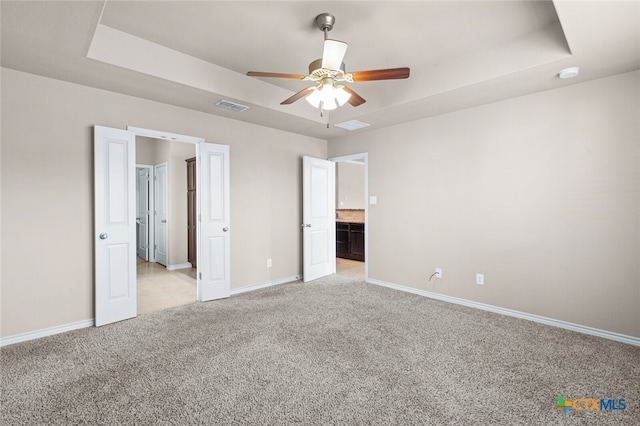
(367, 278, 640, 347)
(167, 263, 192, 271)
(231, 274, 302, 296)
(1, 318, 95, 347)
(1, 274, 303, 347)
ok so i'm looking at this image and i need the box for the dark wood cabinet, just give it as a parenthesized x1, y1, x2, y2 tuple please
(336, 222, 365, 261)
(337, 223, 350, 258)
(186, 157, 197, 268)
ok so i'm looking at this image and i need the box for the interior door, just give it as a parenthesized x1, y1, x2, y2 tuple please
(198, 142, 231, 301)
(94, 126, 136, 326)
(136, 167, 150, 260)
(154, 163, 168, 266)
(302, 156, 336, 282)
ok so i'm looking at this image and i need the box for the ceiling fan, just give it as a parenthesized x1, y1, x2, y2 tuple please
(246, 13, 410, 111)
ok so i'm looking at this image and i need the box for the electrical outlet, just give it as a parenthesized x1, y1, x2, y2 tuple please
(476, 273, 484, 285)
(435, 268, 443, 279)
(266, 258, 272, 268)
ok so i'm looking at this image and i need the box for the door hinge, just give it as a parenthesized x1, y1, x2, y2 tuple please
(154, 244, 158, 250)
(199, 272, 202, 280)
(198, 214, 201, 222)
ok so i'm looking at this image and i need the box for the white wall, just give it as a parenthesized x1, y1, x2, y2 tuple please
(328, 71, 640, 338)
(0, 68, 326, 338)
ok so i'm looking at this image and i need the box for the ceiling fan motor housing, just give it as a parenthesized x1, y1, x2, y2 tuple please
(309, 59, 346, 76)
(315, 13, 335, 33)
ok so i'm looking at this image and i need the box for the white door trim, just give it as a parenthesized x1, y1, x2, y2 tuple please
(329, 153, 369, 281)
(126, 126, 204, 145)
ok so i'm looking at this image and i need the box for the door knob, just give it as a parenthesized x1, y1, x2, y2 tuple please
(223, 227, 229, 232)
(305, 224, 311, 227)
(161, 219, 167, 223)
(99, 233, 108, 240)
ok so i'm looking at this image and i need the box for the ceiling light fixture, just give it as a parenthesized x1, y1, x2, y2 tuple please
(305, 79, 351, 111)
(558, 67, 580, 79)
(246, 13, 410, 114)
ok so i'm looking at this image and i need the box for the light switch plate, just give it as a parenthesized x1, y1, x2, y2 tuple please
(369, 195, 377, 205)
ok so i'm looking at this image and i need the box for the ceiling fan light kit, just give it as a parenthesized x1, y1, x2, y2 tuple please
(246, 13, 410, 114)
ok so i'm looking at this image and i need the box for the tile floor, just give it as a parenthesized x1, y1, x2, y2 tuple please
(336, 258, 365, 280)
(137, 257, 196, 315)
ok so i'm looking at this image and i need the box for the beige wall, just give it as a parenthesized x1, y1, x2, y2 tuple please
(1, 68, 326, 338)
(328, 71, 640, 338)
(135, 136, 157, 165)
(336, 162, 365, 209)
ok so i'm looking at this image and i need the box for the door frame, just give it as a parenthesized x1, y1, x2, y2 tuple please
(328, 153, 369, 281)
(127, 126, 230, 303)
(135, 164, 154, 262)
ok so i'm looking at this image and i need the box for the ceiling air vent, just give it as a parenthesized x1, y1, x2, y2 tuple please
(335, 120, 370, 131)
(215, 100, 250, 112)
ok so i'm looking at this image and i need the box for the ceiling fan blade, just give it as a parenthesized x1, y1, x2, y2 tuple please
(342, 86, 366, 107)
(351, 67, 410, 82)
(281, 87, 315, 105)
(321, 39, 348, 70)
(247, 71, 306, 80)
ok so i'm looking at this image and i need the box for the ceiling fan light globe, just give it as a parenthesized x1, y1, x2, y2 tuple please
(305, 89, 322, 108)
(321, 99, 339, 111)
(319, 83, 338, 105)
(335, 86, 352, 106)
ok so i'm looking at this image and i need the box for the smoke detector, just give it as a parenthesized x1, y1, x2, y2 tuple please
(558, 67, 580, 79)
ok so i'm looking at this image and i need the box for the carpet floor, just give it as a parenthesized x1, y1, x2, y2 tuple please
(1, 274, 639, 425)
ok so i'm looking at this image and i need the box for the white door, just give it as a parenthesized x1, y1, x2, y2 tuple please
(198, 142, 231, 301)
(302, 156, 336, 282)
(136, 167, 150, 260)
(154, 163, 168, 266)
(94, 126, 136, 326)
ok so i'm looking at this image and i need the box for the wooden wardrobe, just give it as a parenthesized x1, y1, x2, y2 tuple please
(186, 157, 197, 267)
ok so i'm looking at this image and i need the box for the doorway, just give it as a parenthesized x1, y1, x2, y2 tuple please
(330, 153, 368, 281)
(135, 137, 196, 314)
(94, 125, 231, 326)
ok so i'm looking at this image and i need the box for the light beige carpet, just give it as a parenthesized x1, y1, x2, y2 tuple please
(2, 274, 638, 425)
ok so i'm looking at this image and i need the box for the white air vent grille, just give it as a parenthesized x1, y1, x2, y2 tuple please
(216, 100, 250, 112)
(335, 120, 370, 131)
